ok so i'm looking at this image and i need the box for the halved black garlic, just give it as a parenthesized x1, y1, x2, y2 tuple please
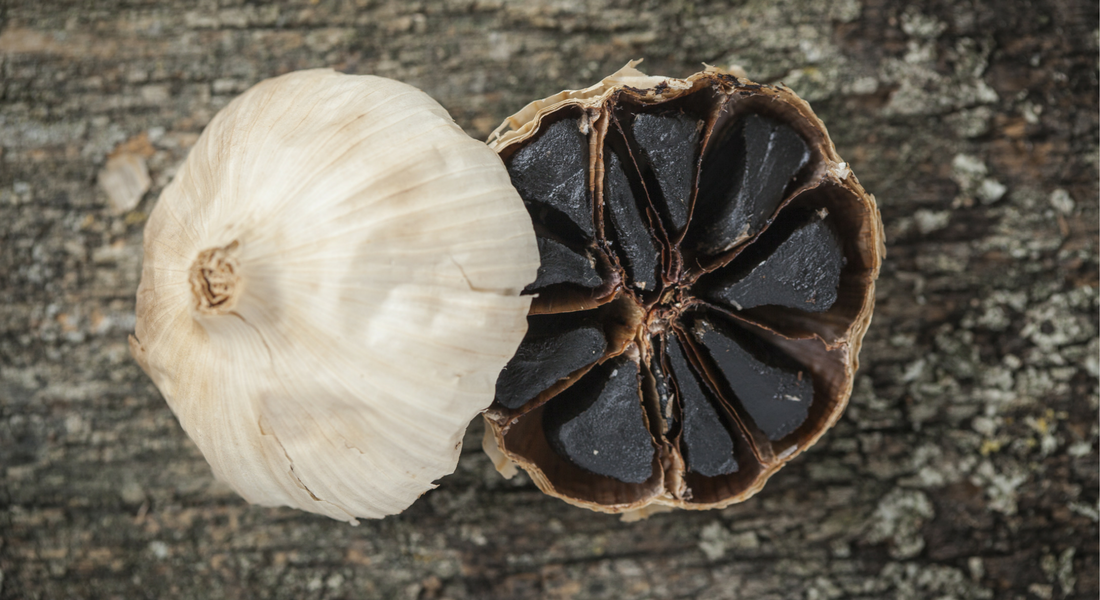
(483, 63, 884, 514)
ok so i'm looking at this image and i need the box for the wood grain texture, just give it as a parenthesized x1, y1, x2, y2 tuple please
(1, 1, 1096, 598)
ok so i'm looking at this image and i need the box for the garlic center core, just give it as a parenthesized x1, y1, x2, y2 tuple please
(643, 286, 691, 336)
(190, 241, 242, 316)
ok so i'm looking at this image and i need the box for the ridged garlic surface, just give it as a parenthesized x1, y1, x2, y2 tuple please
(129, 69, 539, 523)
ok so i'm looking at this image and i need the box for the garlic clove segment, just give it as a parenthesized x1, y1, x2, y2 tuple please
(129, 69, 539, 523)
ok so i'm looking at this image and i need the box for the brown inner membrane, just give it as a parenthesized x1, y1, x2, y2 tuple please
(490, 75, 873, 509)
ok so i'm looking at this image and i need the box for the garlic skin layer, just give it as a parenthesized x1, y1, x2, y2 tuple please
(129, 69, 539, 523)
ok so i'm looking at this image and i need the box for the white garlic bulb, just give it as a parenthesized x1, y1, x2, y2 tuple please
(129, 69, 539, 523)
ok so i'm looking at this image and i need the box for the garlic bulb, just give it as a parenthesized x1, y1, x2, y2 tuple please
(129, 69, 539, 523)
(482, 63, 883, 515)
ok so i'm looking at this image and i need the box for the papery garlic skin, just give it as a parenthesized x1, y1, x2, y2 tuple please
(129, 69, 539, 523)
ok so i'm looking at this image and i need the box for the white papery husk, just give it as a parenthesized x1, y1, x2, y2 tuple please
(129, 69, 539, 523)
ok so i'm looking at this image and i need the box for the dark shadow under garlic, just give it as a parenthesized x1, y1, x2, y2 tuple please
(484, 64, 884, 514)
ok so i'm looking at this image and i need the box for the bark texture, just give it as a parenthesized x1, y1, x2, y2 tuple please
(1, 1, 1097, 599)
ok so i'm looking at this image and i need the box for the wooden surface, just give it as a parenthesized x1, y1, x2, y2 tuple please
(1, 1, 1097, 598)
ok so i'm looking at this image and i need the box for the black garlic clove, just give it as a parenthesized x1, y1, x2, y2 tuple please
(524, 236, 603, 293)
(695, 114, 810, 254)
(665, 335, 738, 476)
(604, 150, 660, 292)
(495, 313, 607, 410)
(507, 117, 595, 242)
(704, 216, 846, 312)
(630, 112, 701, 234)
(543, 356, 655, 483)
(693, 317, 813, 441)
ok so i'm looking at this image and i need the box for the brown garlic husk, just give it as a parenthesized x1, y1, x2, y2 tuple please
(482, 62, 884, 515)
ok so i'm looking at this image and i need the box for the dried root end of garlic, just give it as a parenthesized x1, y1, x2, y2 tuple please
(129, 69, 539, 523)
(483, 63, 884, 514)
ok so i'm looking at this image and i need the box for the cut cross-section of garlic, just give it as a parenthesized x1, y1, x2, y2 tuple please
(482, 62, 884, 515)
(129, 69, 539, 523)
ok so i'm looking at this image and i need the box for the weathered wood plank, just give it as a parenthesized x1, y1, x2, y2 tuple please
(1, 1, 1097, 598)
